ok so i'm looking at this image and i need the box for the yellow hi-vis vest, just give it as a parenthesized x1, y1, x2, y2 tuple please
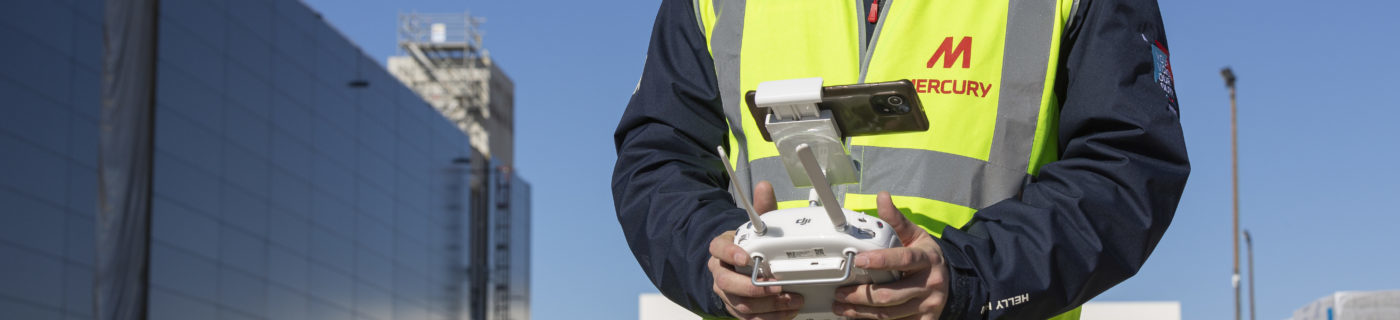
(699, 0, 1081, 318)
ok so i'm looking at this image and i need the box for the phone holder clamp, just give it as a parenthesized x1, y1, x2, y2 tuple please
(754, 77, 859, 188)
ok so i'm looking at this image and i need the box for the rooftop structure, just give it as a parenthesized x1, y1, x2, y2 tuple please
(389, 12, 516, 166)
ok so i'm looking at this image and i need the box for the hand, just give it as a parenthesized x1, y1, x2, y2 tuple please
(708, 181, 804, 320)
(832, 192, 950, 320)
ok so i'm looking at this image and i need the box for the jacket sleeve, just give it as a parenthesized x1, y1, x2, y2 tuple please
(612, 0, 747, 317)
(934, 0, 1190, 318)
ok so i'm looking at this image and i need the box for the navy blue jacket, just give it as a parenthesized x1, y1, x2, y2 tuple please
(612, 0, 1190, 318)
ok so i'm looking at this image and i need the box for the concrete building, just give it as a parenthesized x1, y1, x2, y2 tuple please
(1078, 301, 1181, 320)
(0, 1, 528, 319)
(1291, 291, 1400, 320)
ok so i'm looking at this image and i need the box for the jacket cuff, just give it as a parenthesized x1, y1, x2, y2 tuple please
(935, 235, 986, 320)
(695, 248, 733, 318)
(707, 289, 730, 318)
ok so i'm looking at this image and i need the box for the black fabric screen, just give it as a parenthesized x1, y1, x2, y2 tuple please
(97, 0, 159, 319)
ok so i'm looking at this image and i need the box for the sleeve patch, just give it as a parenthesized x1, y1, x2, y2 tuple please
(1148, 36, 1178, 115)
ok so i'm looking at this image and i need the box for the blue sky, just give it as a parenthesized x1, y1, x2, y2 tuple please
(302, 0, 1400, 319)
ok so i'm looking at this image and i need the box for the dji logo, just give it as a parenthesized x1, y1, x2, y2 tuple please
(795, 218, 811, 225)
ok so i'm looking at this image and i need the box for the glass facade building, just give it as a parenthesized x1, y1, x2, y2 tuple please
(0, 0, 104, 318)
(0, 0, 529, 319)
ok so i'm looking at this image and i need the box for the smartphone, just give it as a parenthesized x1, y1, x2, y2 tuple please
(745, 79, 928, 142)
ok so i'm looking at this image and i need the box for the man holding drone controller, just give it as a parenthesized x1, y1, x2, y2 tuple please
(613, 0, 1189, 319)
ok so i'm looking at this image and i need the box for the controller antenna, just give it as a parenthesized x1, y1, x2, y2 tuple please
(795, 144, 848, 231)
(717, 146, 767, 235)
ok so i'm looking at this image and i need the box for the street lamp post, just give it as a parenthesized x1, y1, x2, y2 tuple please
(1221, 67, 1240, 320)
(1245, 229, 1255, 320)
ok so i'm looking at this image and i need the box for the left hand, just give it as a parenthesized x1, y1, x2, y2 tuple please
(831, 192, 950, 320)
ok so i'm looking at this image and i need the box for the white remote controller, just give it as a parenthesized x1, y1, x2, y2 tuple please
(719, 145, 902, 320)
(733, 207, 902, 319)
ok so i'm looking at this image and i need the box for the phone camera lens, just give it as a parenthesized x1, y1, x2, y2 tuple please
(871, 94, 912, 115)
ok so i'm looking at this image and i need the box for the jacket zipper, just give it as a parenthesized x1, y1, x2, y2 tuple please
(845, 0, 889, 200)
(868, 0, 881, 23)
(859, 0, 889, 84)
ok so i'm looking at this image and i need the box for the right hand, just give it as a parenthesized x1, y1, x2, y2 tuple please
(708, 181, 804, 320)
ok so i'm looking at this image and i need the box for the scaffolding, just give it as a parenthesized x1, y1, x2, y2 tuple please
(391, 12, 514, 165)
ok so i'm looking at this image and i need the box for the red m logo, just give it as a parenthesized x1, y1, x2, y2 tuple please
(927, 37, 972, 69)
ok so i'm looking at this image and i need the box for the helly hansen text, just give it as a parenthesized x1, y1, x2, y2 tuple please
(981, 293, 1030, 314)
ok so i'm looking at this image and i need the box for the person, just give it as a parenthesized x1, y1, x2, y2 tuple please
(612, 0, 1189, 319)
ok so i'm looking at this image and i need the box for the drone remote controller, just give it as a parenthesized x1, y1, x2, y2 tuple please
(716, 77, 925, 319)
(719, 145, 902, 320)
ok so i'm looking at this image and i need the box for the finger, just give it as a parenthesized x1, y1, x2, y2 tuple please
(833, 271, 927, 306)
(725, 292, 805, 315)
(709, 231, 752, 267)
(856, 246, 933, 271)
(728, 308, 801, 320)
(892, 290, 949, 320)
(832, 298, 924, 320)
(754, 180, 777, 214)
(709, 257, 782, 297)
(716, 284, 802, 320)
(878, 191, 924, 246)
(892, 313, 937, 320)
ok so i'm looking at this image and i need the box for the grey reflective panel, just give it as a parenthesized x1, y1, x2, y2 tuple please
(989, 0, 1056, 174)
(1067, 0, 1083, 31)
(692, 0, 706, 34)
(849, 146, 1029, 210)
(713, 0, 753, 204)
(748, 156, 812, 203)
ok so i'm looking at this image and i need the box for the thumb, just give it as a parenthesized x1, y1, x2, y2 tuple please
(877, 191, 921, 246)
(753, 180, 777, 214)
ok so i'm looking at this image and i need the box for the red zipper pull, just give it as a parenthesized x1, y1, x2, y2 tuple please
(867, 0, 880, 23)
